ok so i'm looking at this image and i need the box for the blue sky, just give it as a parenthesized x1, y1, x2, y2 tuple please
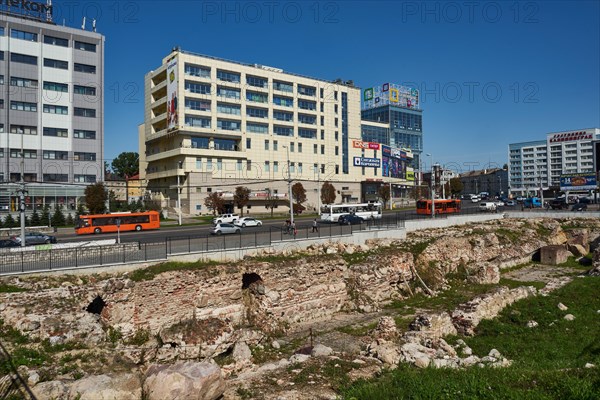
(56, 0, 599, 173)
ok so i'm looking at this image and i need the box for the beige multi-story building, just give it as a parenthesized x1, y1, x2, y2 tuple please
(141, 49, 414, 215)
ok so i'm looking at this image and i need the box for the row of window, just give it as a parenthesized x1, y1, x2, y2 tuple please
(0, 124, 96, 139)
(7, 101, 96, 117)
(183, 114, 317, 138)
(5, 52, 97, 73)
(0, 171, 97, 183)
(184, 63, 318, 96)
(0, 27, 97, 52)
(187, 158, 338, 178)
(0, 149, 96, 161)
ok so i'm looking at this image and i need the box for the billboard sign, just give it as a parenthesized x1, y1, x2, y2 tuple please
(559, 173, 598, 191)
(352, 140, 380, 150)
(166, 58, 179, 131)
(353, 157, 380, 168)
(382, 145, 410, 179)
(363, 82, 419, 110)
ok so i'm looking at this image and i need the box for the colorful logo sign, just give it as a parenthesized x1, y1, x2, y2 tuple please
(353, 157, 380, 168)
(352, 140, 380, 150)
(559, 173, 598, 191)
(363, 88, 373, 101)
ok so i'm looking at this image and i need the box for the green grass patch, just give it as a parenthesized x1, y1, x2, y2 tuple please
(0, 284, 28, 293)
(0, 319, 30, 345)
(128, 260, 221, 282)
(336, 322, 378, 337)
(494, 227, 520, 243)
(0, 347, 49, 375)
(499, 277, 546, 291)
(340, 276, 600, 399)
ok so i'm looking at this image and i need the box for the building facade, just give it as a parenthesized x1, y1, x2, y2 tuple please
(141, 49, 414, 215)
(508, 128, 600, 196)
(0, 5, 105, 211)
(459, 168, 508, 197)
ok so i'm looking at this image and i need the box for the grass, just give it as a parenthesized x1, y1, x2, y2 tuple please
(0, 284, 28, 293)
(336, 322, 378, 337)
(128, 260, 222, 282)
(340, 276, 600, 399)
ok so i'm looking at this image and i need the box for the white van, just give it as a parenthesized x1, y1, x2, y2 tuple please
(479, 202, 497, 212)
(470, 194, 480, 203)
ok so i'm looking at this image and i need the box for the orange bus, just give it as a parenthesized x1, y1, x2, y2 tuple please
(75, 211, 161, 234)
(416, 199, 461, 215)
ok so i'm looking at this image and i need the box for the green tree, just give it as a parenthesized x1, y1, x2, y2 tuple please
(264, 190, 279, 217)
(320, 181, 336, 205)
(234, 186, 251, 216)
(66, 213, 74, 226)
(29, 209, 41, 226)
(378, 185, 391, 209)
(41, 204, 51, 226)
(51, 206, 66, 227)
(449, 177, 464, 197)
(291, 182, 307, 206)
(85, 183, 107, 214)
(111, 152, 139, 178)
(4, 214, 17, 228)
(204, 192, 225, 216)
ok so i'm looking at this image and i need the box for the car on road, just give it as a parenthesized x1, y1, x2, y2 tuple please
(0, 239, 20, 248)
(571, 203, 588, 212)
(504, 200, 516, 206)
(338, 214, 364, 225)
(210, 223, 241, 235)
(479, 202, 497, 212)
(11, 232, 57, 245)
(234, 217, 263, 227)
(549, 198, 569, 210)
(212, 214, 239, 225)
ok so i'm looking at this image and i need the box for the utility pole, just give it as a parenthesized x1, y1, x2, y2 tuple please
(316, 166, 321, 214)
(19, 136, 26, 247)
(285, 146, 294, 226)
(177, 161, 183, 226)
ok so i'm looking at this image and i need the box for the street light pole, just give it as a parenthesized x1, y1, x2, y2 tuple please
(285, 146, 294, 226)
(177, 161, 182, 226)
(19, 134, 26, 247)
(427, 153, 435, 218)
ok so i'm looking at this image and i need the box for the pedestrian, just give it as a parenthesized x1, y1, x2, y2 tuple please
(312, 218, 319, 233)
(283, 220, 290, 234)
(291, 221, 297, 239)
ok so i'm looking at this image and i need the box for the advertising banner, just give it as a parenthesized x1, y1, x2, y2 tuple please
(559, 173, 598, 191)
(363, 82, 419, 110)
(353, 157, 380, 168)
(352, 140, 380, 150)
(381, 145, 408, 179)
(166, 58, 179, 131)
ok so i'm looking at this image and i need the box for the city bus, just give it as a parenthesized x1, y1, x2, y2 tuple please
(75, 211, 161, 235)
(416, 199, 461, 215)
(320, 202, 382, 222)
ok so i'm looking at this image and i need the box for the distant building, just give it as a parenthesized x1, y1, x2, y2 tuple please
(508, 128, 600, 196)
(459, 168, 508, 197)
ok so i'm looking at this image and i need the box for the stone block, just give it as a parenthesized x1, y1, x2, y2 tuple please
(540, 245, 569, 265)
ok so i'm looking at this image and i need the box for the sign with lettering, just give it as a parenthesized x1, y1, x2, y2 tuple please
(559, 173, 597, 191)
(353, 157, 380, 168)
(352, 140, 380, 150)
(1, 0, 53, 20)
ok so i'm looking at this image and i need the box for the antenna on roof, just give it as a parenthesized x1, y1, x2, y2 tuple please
(81, 16, 86, 30)
(46, 0, 52, 22)
(92, 19, 96, 32)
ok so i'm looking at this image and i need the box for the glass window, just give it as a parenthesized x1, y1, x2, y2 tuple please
(264, 140, 269, 150)
(43, 81, 68, 92)
(217, 70, 240, 83)
(10, 125, 37, 135)
(74, 41, 96, 52)
(10, 101, 37, 112)
(298, 114, 316, 125)
(10, 77, 38, 88)
(196, 157, 202, 169)
(74, 152, 96, 161)
(43, 104, 68, 115)
(246, 138, 251, 149)
(11, 53, 37, 65)
(10, 149, 37, 158)
(0, 27, 4, 36)
(74, 107, 96, 117)
(246, 75, 268, 88)
(43, 150, 69, 160)
(246, 106, 268, 119)
(298, 143, 303, 153)
(74, 85, 96, 96)
(191, 137, 210, 148)
(214, 138, 237, 151)
(44, 174, 68, 182)
(298, 128, 317, 139)
(185, 115, 211, 128)
(274, 161, 279, 173)
(0, 75, 3, 84)
(185, 81, 211, 94)
(274, 126, 293, 137)
(246, 122, 268, 134)
(273, 80, 293, 92)
(273, 110, 293, 122)
(298, 84, 316, 96)
(44, 127, 68, 137)
(73, 129, 95, 139)
(217, 102, 241, 115)
(185, 98, 210, 111)
(246, 91, 268, 103)
(44, 35, 68, 47)
(298, 100, 316, 110)
(217, 159, 222, 170)
(185, 63, 210, 78)
(298, 163, 303, 173)
(217, 119, 241, 131)
(314, 144, 318, 154)
(217, 86, 240, 99)
(11, 29, 37, 41)
(74, 175, 96, 183)
(74, 63, 96, 74)
(43, 58, 68, 69)
(273, 95, 294, 107)
(290, 143, 295, 152)
(265, 161, 270, 172)
(273, 141, 278, 151)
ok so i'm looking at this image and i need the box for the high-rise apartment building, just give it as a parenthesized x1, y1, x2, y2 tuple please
(508, 128, 600, 196)
(141, 49, 415, 214)
(0, 4, 104, 210)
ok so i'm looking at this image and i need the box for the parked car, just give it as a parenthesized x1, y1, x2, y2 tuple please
(516, 196, 526, 203)
(212, 214, 239, 225)
(338, 214, 364, 225)
(233, 217, 262, 227)
(479, 202, 497, 212)
(495, 200, 505, 208)
(210, 223, 241, 235)
(504, 200, 516, 206)
(11, 232, 57, 245)
(571, 203, 588, 212)
(0, 239, 20, 248)
(523, 197, 542, 208)
(549, 198, 569, 210)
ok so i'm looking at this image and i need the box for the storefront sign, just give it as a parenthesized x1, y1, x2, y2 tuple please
(353, 157, 380, 168)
